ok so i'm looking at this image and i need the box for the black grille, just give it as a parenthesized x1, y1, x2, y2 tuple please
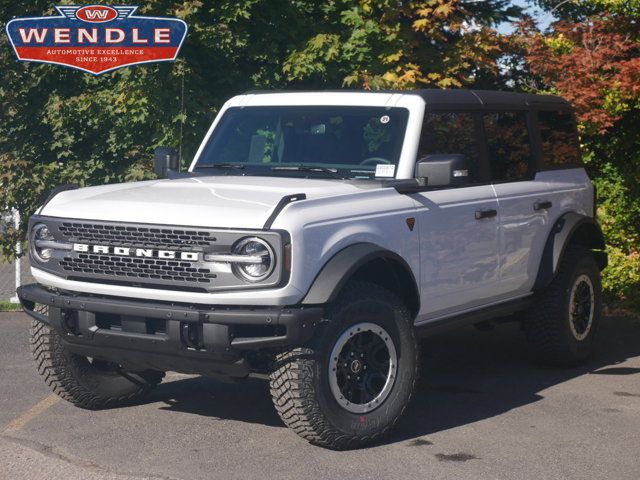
(59, 222, 216, 249)
(59, 253, 217, 284)
(32, 216, 285, 292)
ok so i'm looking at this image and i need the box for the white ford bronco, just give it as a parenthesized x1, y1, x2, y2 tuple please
(18, 90, 607, 449)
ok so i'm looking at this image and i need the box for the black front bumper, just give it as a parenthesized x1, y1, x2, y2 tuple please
(18, 284, 323, 378)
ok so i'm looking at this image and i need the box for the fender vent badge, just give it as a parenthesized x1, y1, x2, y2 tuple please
(406, 217, 416, 231)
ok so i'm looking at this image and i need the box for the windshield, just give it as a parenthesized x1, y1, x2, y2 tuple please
(193, 106, 409, 180)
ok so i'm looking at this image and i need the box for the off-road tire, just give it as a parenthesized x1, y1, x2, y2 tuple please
(30, 320, 164, 409)
(269, 282, 419, 450)
(524, 246, 602, 366)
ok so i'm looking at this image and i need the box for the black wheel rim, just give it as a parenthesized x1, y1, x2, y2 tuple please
(569, 274, 595, 341)
(329, 323, 397, 413)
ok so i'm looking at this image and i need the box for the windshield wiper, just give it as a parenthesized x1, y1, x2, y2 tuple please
(271, 165, 343, 179)
(194, 163, 245, 170)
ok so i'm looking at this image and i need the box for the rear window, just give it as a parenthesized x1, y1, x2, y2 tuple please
(483, 112, 532, 182)
(537, 110, 581, 168)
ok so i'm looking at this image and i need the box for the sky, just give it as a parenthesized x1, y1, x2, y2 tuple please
(498, 0, 555, 34)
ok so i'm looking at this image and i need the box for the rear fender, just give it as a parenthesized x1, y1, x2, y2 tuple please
(533, 212, 607, 291)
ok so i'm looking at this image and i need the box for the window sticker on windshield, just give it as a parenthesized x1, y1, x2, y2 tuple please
(375, 164, 395, 177)
(380, 115, 390, 124)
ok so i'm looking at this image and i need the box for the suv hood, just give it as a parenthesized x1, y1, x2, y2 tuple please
(41, 176, 369, 229)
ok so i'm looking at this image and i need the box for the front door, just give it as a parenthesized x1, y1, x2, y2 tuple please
(412, 111, 501, 322)
(414, 186, 500, 319)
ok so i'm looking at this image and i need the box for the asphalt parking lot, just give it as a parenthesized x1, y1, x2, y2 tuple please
(1, 311, 639, 480)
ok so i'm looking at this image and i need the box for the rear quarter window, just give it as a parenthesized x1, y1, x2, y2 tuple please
(537, 110, 582, 168)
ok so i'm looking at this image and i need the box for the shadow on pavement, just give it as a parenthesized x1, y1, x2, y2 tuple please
(153, 375, 282, 427)
(145, 315, 640, 444)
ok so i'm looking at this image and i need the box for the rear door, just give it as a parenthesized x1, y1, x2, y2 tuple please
(484, 111, 552, 298)
(413, 112, 501, 320)
(536, 109, 593, 218)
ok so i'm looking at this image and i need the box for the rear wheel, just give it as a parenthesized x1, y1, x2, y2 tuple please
(269, 282, 419, 449)
(30, 320, 164, 409)
(524, 246, 602, 366)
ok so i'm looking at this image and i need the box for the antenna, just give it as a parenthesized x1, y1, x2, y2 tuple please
(178, 67, 185, 165)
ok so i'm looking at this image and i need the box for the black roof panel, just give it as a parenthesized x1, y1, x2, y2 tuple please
(417, 89, 569, 110)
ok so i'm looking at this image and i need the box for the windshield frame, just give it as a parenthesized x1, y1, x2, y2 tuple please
(191, 105, 411, 181)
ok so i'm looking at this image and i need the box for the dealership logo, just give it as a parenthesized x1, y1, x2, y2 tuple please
(5, 5, 188, 75)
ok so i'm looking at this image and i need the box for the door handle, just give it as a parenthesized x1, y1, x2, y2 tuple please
(534, 200, 553, 211)
(475, 209, 497, 220)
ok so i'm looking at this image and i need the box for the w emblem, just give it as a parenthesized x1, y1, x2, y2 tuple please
(82, 9, 112, 21)
(87, 10, 107, 19)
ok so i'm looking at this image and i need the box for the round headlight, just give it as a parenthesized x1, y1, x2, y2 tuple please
(32, 223, 54, 262)
(232, 237, 275, 282)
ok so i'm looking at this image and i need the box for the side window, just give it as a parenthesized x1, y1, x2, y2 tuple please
(483, 111, 532, 182)
(417, 112, 481, 183)
(537, 110, 581, 168)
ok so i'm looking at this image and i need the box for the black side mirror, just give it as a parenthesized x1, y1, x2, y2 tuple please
(153, 147, 179, 178)
(416, 154, 470, 187)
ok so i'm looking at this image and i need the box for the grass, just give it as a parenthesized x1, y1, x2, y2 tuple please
(0, 301, 21, 312)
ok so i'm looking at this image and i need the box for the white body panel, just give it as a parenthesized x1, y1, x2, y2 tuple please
(412, 185, 500, 322)
(540, 168, 593, 218)
(492, 175, 552, 297)
(34, 185, 419, 307)
(42, 176, 369, 229)
(272, 189, 419, 308)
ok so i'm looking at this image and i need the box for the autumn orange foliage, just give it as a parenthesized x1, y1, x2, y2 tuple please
(517, 16, 640, 132)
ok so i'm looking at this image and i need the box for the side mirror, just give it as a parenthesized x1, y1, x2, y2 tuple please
(153, 147, 179, 178)
(416, 154, 470, 187)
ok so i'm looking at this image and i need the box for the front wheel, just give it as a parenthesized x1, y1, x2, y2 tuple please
(269, 282, 419, 450)
(30, 320, 164, 409)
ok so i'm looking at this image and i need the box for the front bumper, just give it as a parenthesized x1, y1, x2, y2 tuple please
(18, 283, 323, 378)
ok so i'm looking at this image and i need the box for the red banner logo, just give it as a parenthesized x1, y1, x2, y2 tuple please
(6, 5, 188, 75)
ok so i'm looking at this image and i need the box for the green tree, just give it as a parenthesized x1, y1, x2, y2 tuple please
(1, 0, 517, 257)
(284, 0, 520, 89)
(0, 0, 328, 254)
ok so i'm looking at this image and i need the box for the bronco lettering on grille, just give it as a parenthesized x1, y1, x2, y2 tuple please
(73, 243, 199, 261)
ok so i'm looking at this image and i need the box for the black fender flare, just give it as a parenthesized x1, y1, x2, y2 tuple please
(533, 212, 607, 291)
(301, 243, 420, 313)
